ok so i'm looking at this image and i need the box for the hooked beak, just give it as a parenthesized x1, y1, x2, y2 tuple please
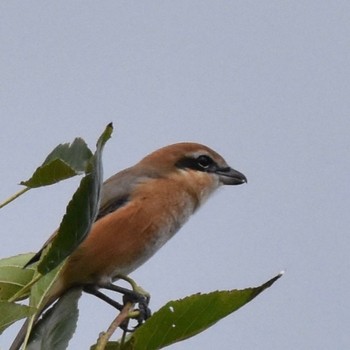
(216, 167, 247, 185)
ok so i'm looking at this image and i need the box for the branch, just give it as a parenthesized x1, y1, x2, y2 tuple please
(94, 302, 134, 350)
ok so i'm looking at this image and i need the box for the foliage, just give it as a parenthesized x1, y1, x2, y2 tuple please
(0, 124, 282, 349)
(90, 273, 282, 350)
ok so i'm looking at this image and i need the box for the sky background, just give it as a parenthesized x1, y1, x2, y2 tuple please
(1, 1, 349, 349)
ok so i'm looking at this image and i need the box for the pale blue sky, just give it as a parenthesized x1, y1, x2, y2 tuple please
(1, 2, 349, 349)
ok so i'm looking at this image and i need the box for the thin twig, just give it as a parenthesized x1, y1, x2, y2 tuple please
(95, 302, 134, 350)
(0, 187, 30, 209)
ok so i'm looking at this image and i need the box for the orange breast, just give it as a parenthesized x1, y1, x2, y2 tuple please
(59, 177, 197, 288)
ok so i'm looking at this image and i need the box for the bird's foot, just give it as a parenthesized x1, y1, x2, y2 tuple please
(122, 292, 151, 329)
(117, 275, 151, 328)
(100, 276, 152, 330)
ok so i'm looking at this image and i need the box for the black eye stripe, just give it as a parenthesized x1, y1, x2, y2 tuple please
(175, 155, 217, 172)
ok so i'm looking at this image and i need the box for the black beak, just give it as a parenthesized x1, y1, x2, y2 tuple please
(216, 167, 247, 185)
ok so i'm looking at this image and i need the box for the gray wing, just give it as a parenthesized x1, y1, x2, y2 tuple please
(96, 167, 136, 220)
(97, 163, 161, 220)
(24, 165, 156, 267)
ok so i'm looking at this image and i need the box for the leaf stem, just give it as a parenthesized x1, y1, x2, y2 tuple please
(8, 273, 42, 303)
(0, 187, 30, 209)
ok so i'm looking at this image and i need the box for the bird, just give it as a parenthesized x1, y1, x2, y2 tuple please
(10, 142, 247, 349)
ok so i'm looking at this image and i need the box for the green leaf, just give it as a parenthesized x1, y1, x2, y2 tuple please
(121, 273, 283, 350)
(37, 123, 113, 274)
(29, 265, 63, 310)
(21, 138, 92, 188)
(20, 159, 78, 188)
(0, 301, 36, 334)
(43, 138, 93, 173)
(15, 264, 65, 349)
(26, 288, 81, 350)
(0, 254, 36, 300)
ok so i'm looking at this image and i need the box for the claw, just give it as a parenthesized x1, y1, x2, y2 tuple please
(123, 292, 152, 326)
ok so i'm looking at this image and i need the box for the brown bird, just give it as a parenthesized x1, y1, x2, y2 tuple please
(11, 142, 246, 349)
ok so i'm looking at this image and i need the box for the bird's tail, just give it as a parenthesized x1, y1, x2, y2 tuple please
(9, 317, 37, 350)
(9, 280, 66, 350)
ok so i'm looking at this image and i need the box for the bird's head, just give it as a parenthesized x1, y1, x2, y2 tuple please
(138, 142, 247, 205)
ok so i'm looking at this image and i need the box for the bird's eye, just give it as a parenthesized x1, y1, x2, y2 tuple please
(197, 155, 214, 169)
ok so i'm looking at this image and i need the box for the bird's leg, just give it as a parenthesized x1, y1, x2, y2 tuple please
(101, 275, 151, 327)
(117, 275, 152, 325)
(84, 285, 133, 332)
(84, 277, 151, 329)
(83, 285, 123, 310)
(117, 274, 151, 304)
